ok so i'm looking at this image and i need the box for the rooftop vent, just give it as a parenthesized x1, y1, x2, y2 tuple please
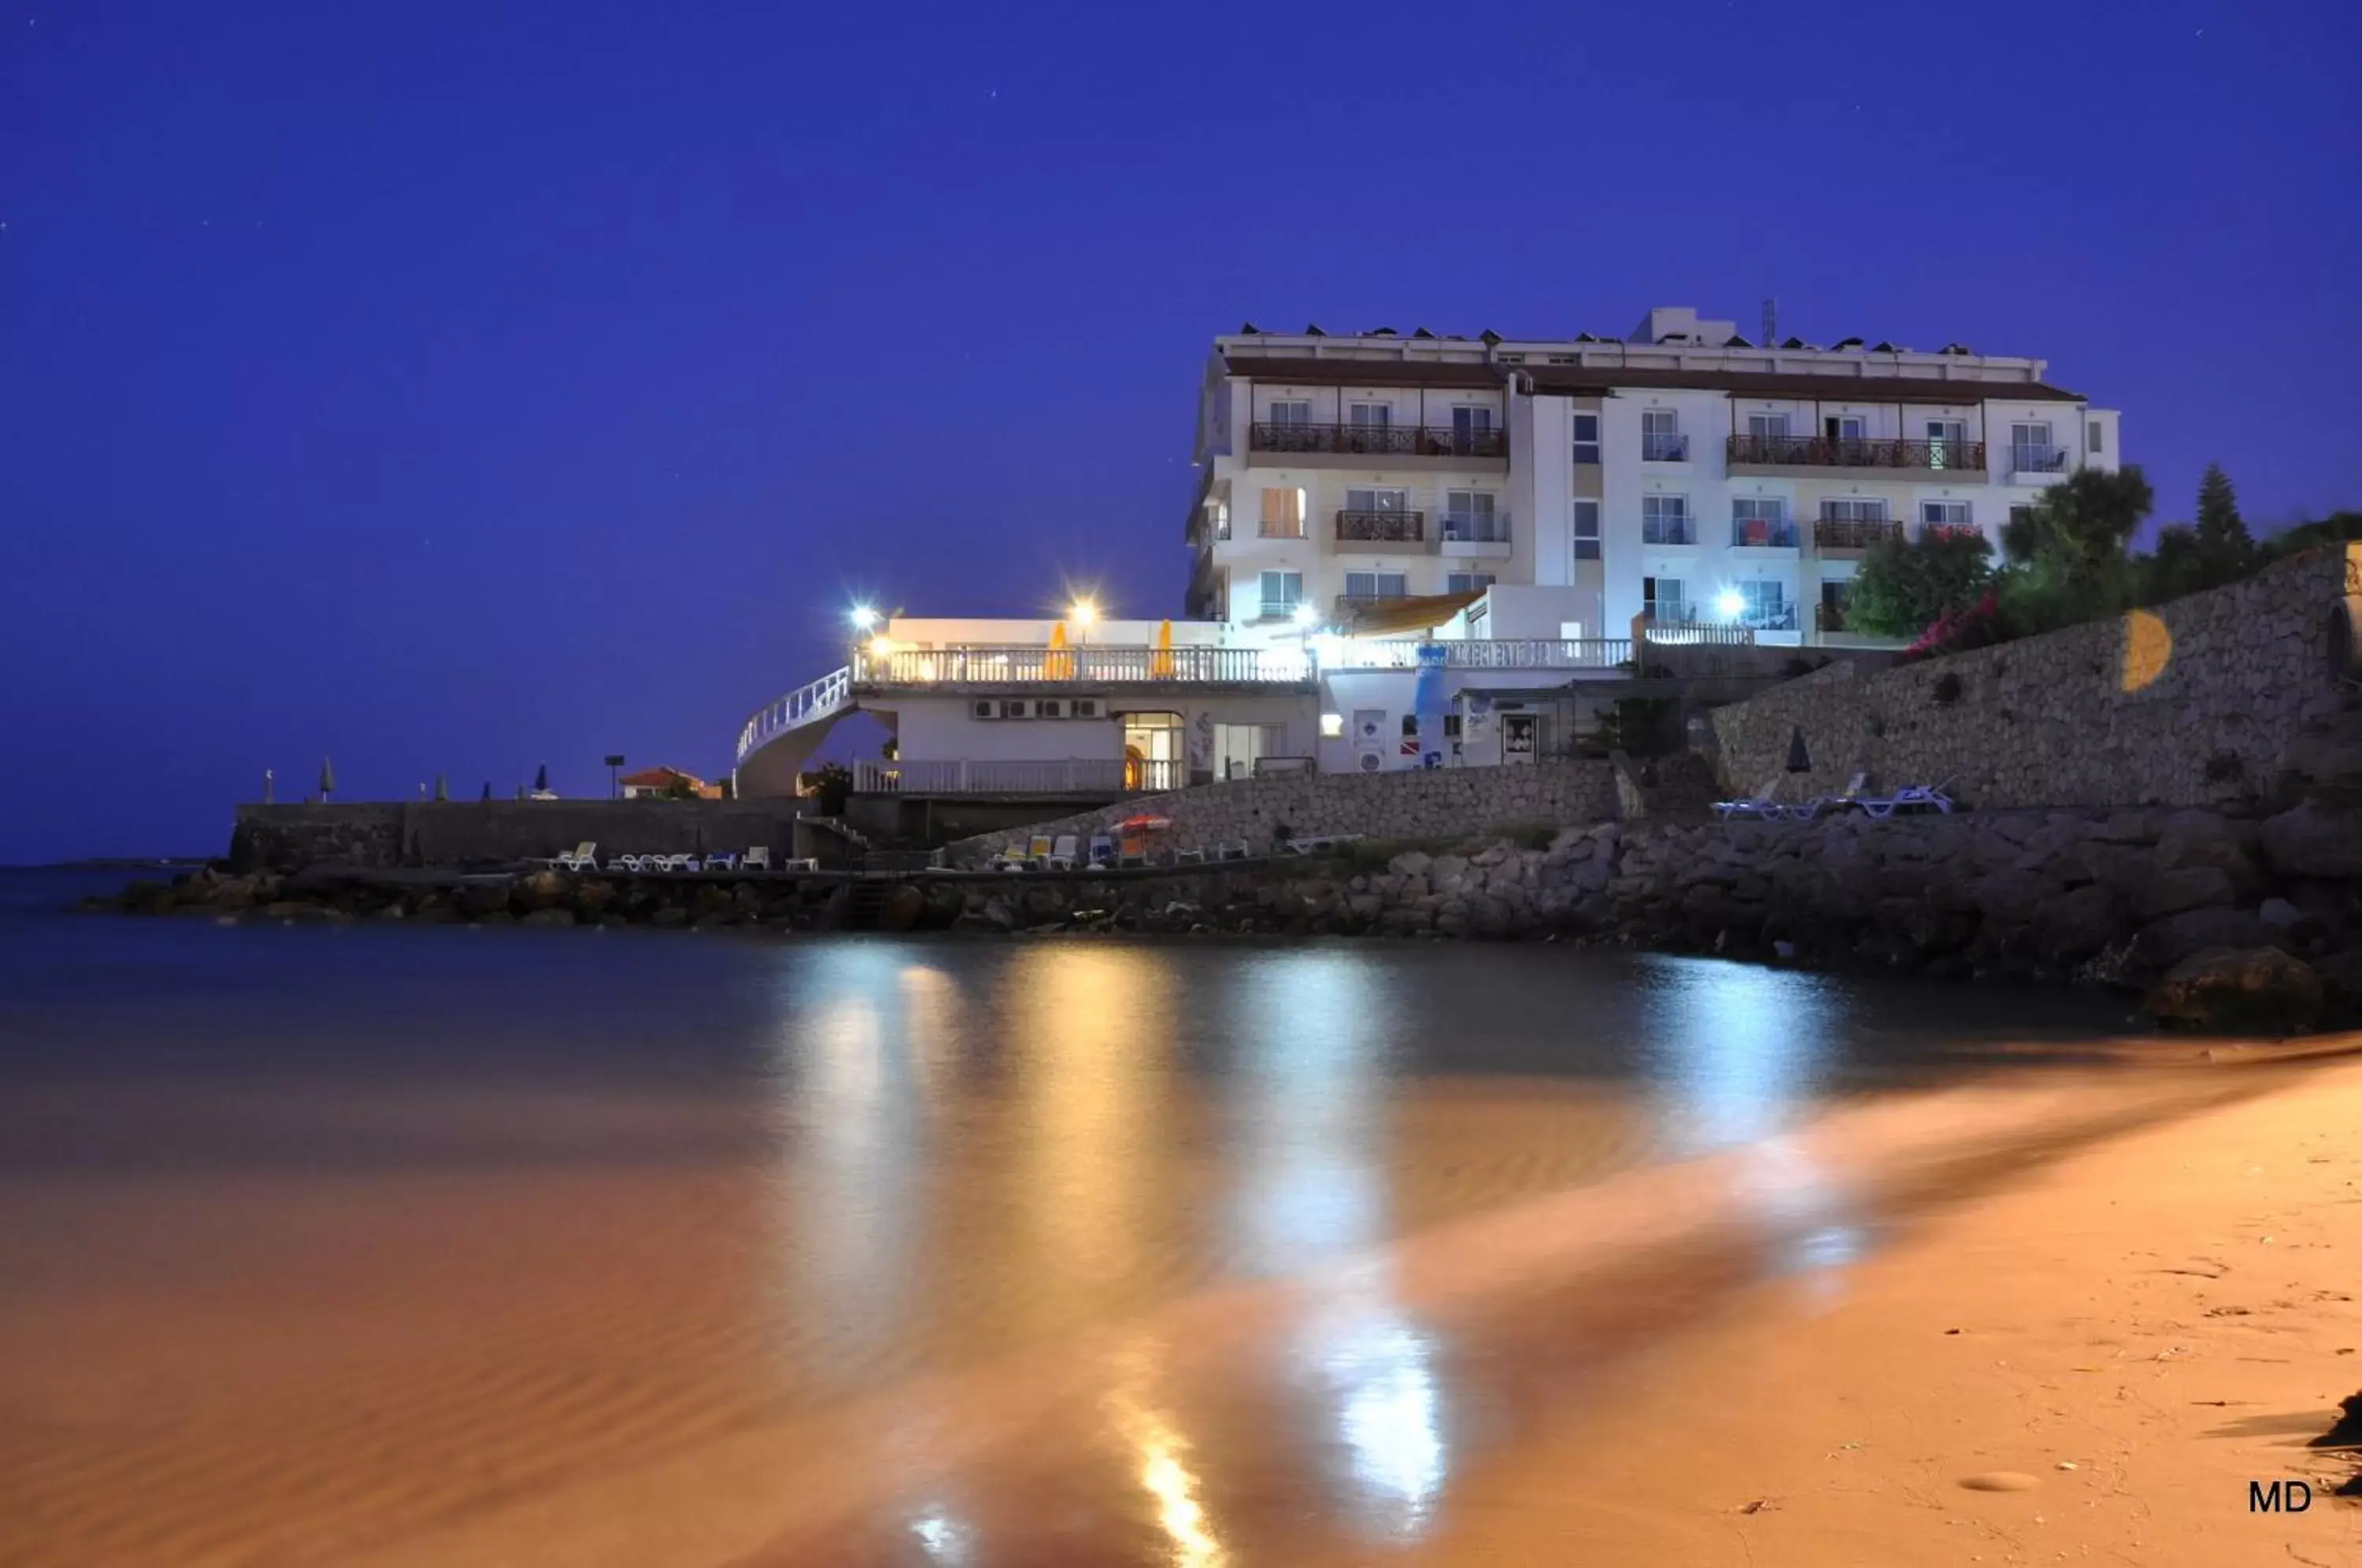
(1305, 323, 1327, 336)
(1833, 336, 1864, 349)
(1940, 342, 1975, 355)
(1781, 337, 1808, 349)
(1479, 329, 1502, 346)
(1723, 335, 1753, 348)
(1574, 332, 1602, 343)
(1239, 320, 1262, 335)
(1363, 327, 1397, 336)
(1412, 327, 1435, 339)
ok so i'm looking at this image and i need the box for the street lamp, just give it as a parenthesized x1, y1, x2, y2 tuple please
(1068, 597, 1098, 627)
(849, 605, 879, 631)
(604, 754, 626, 799)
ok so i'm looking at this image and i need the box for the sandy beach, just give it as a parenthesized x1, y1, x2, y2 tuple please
(1423, 1050, 2362, 1567)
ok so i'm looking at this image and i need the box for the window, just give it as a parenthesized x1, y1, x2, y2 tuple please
(2010, 421, 2057, 472)
(1746, 412, 1790, 438)
(1443, 490, 1504, 542)
(1642, 409, 1686, 461)
(1571, 412, 1601, 464)
(1257, 570, 1303, 617)
(1921, 501, 1974, 538)
(1344, 571, 1409, 601)
(1446, 571, 1497, 594)
(2089, 420, 2105, 454)
(1737, 580, 1788, 626)
(1214, 722, 1284, 781)
(1643, 575, 1685, 620)
(1731, 495, 1794, 547)
(1820, 497, 1888, 523)
(1348, 401, 1391, 429)
(1319, 712, 1345, 740)
(1925, 418, 1967, 469)
(1442, 713, 1464, 740)
(1826, 414, 1866, 442)
(1642, 493, 1692, 545)
(1259, 486, 1305, 539)
(1572, 499, 1601, 560)
(1344, 486, 1407, 513)
(1451, 405, 1494, 443)
(1268, 400, 1310, 426)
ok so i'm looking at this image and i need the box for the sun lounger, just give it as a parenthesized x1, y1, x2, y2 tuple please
(704, 852, 739, 872)
(1713, 775, 1790, 821)
(1216, 841, 1249, 861)
(993, 844, 1031, 872)
(1858, 778, 1956, 819)
(742, 847, 770, 871)
(1783, 772, 1869, 822)
(550, 841, 598, 871)
(1046, 834, 1079, 871)
(1086, 833, 1116, 868)
(1175, 846, 1206, 866)
(1024, 835, 1054, 869)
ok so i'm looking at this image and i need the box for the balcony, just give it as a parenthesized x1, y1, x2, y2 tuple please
(852, 757, 1185, 797)
(1439, 511, 1512, 557)
(1729, 518, 1801, 549)
(2008, 443, 2070, 475)
(1247, 423, 1508, 467)
(1642, 433, 1690, 462)
(1320, 637, 1634, 671)
(1335, 508, 1425, 549)
(1813, 516, 1903, 553)
(853, 644, 1312, 687)
(1726, 433, 1989, 476)
(1641, 516, 1697, 545)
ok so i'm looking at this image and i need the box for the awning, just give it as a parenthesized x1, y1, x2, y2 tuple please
(1334, 591, 1483, 637)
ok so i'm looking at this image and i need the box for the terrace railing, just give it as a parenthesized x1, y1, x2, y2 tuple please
(1727, 434, 1988, 472)
(852, 757, 1184, 795)
(854, 645, 1312, 685)
(1249, 423, 1508, 459)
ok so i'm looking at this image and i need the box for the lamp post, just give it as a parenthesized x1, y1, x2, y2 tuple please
(605, 755, 626, 800)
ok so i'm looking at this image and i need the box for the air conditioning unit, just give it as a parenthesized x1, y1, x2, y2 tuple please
(999, 699, 1030, 719)
(1071, 698, 1099, 719)
(1035, 698, 1064, 719)
(1358, 753, 1382, 773)
(972, 699, 998, 720)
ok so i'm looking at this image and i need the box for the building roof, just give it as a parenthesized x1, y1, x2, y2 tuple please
(1222, 353, 2084, 405)
(621, 765, 706, 789)
(1521, 365, 2086, 405)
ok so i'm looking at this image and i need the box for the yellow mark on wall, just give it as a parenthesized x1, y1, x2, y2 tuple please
(2120, 608, 2172, 693)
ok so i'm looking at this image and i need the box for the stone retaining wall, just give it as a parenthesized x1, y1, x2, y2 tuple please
(1710, 545, 2359, 811)
(228, 800, 810, 872)
(945, 760, 1620, 864)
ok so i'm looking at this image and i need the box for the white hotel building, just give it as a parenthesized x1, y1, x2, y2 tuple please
(732, 307, 2120, 808)
(1187, 305, 2119, 644)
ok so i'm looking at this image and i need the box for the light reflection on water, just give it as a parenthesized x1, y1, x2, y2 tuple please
(0, 894, 2134, 1567)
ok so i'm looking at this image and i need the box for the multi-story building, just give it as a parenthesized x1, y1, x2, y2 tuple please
(1186, 305, 2119, 644)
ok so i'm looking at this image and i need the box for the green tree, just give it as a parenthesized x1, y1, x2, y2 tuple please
(2195, 463, 2251, 564)
(1843, 529, 1995, 638)
(2145, 463, 2257, 603)
(1996, 466, 2153, 634)
(2258, 508, 2362, 564)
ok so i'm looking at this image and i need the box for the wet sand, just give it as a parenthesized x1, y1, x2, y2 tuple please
(12, 1049, 2356, 1566)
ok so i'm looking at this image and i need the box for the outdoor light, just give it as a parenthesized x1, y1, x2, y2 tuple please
(1292, 603, 1320, 628)
(1716, 589, 1746, 619)
(1320, 712, 1345, 739)
(849, 605, 878, 630)
(1068, 597, 1099, 627)
(868, 634, 894, 658)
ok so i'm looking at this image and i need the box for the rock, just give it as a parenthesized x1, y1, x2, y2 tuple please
(2256, 897, 2305, 930)
(520, 908, 576, 927)
(1964, 870, 2060, 926)
(2127, 905, 2278, 973)
(1388, 851, 1432, 878)
(2031, 883, 2127, 961)
(650, 906, 690, 928)
(2259, 802, 2362, 878)
(878, 883, 927, 932)
(516, 869, 570, 909)
(2145, 947, 2323, 1034)
(2313, 949, 2362, 1026)
(2131, 865, 2236, 920)
(2273, 711, 2362, 807)
(979, 899, 1016, 933)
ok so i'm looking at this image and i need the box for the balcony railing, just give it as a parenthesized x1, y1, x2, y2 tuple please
(1335, 508, 1424, 544)
(2008, 443, 2069, 474)
(1649, 605, 1796, 634)
(1730, 518, 1801, 549)
(1814, 516, 1903, 550)
(1641, 516, 1695, 545)
(1642, 433, 1690, 462)
(1727, 434, 1987, 471)
(853, 757, 1184, 796)
(854, 645, 1311, 685)
(1249, 423, 1508, 459)
(1440, 512, 1512, 544)
(1319, 637, 1633, 671)
(1920, 522, 1986, 544)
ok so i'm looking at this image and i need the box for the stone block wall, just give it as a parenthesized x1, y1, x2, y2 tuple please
(228, 800, 810, 872)
(946, 760, 1620, 864)
(1710, 545, 2358, 811)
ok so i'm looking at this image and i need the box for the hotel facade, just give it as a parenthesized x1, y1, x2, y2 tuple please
(732, 307, 2120, 806)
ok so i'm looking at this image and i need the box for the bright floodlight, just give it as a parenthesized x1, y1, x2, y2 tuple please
(849, 605, 879, 630)
(867, 634, 894, 658)
(1716, 589, 1746, 619)
(1292, 603, 1320, 627)
(1069, 598, 1099, 626)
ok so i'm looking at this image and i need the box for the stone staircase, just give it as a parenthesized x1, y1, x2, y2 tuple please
(1611, 750, 1722, 822)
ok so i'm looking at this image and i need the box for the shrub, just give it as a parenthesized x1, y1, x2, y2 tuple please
(1901, 590, 2007, 662)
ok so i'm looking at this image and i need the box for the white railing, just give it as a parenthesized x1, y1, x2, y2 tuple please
(852, 757, 1185, 795)
(1639, 622, 1758, 648)
(855, 645, 1312, 685)
(735, 665, 853, 763)
(1319, 638, 1635, 671)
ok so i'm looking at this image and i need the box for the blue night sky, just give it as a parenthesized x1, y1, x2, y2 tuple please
(4, 1, 2357, 860)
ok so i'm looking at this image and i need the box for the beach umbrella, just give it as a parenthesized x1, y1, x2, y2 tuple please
(1785, 727, 1812, 772)
(318, 756, 335, 801)
(1046, 619, 1072, 679)
(1151, 618, 1175, 678)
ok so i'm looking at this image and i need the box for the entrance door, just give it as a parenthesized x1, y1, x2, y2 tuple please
(1120, 712, 1183, 791)
(1502, 713, 1538, 762)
